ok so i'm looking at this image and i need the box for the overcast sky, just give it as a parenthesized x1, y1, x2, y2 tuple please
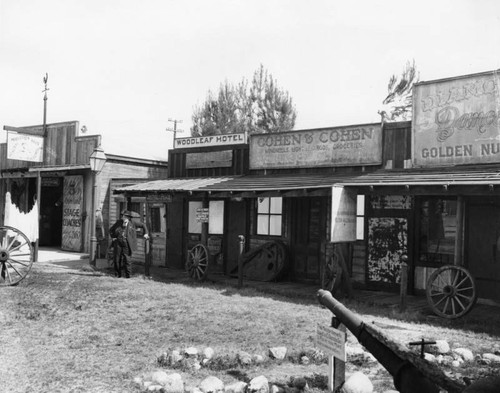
(1, 0, 499, 160)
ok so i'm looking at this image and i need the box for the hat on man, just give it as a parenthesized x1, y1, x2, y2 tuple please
(122, 211, 133, 218)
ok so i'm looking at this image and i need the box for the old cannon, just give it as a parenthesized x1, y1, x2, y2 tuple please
(317, 289, 500, 393)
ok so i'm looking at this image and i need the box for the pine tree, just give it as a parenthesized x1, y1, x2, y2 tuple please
(191, 65, 297, 136)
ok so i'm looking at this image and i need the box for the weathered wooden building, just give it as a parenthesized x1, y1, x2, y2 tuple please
(0, 121, 168, 260)
(115, 69, 500, 308)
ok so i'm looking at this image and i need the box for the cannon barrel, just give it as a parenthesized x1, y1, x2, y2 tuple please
(317, 289, 440, 393)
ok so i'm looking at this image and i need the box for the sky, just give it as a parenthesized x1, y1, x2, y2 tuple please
(1, 0, 499, 161)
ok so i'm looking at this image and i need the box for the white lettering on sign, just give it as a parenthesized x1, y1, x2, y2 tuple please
(174, 133, 246, 148)
(316, 324, 346, 361)
(331, 186, 356, 243)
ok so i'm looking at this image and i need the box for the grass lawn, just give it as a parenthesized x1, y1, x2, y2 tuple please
(1, 260, 499, 393)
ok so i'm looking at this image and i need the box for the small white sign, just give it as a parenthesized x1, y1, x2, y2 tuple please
(316, 324, 346, 361)
(331, 186, 357, 243)
(7, 131, 44, 162)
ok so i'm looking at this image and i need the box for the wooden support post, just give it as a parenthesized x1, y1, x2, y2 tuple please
(399, 255, 408, 313)
(237, 235, 245, 288)
(329, 317, 346, 392)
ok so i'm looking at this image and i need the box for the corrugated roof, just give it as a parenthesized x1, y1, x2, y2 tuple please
(340, 165, 500, 186)
(199, 173, 357, 192)
(114, 165, 500, 194)
(114, 177, 236, 193)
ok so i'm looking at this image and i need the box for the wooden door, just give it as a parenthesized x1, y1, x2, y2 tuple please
(166, 197, 185, 269)
(467, 199, 500, 301)
(148, 203, 167, 266)
(225, 199, 247, 276)
(291, 197, 326, 282)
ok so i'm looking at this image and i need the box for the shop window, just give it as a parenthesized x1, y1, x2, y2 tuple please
(188, 200, 224, 234)
(256, 197, 282, 236)
(418, 197, 457, 266)
(118, 202, 141, 219)
(356, 195, 365, 240)
(149, 205, 166, 233)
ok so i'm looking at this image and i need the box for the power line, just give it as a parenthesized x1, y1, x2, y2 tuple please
(166, 118, 184, 141)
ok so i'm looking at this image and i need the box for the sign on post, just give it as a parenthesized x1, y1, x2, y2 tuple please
(317, 322, 346, 392)
(316, 324, 346, 361)
(196, 208, 209, 223)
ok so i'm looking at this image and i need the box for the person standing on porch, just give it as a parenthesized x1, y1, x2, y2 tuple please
(109, 210, 149, 278)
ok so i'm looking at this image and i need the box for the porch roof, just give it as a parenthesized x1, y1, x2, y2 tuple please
(114, 173, 363, 196)
(339, 165, 500, 187)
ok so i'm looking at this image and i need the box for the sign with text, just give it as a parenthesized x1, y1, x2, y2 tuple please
(316, 324, 346, 361)
(250, 124, 382, 169)
(413, 71, 500, 166)
(174, 133, 246, 148)
(7, 131, 44, 162)
(62, 176, 83, 251)
(196, 208, 209, 223)
(331, 186, 356, 243)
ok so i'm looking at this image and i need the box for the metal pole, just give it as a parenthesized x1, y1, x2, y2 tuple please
(238, 235, 245, 288)
(90, 170, 98, 266)
(399, 254, 408, 312)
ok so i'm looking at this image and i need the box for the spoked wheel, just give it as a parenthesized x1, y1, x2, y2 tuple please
(0, 226, 34, 286)
(186, 243, 209, 281)
(321, 248, 342, 295)
(426, 265, 477, 319)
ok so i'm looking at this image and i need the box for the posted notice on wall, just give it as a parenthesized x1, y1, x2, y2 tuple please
(331, 186, 356, 243)
(7, 131, 44, 162)
(316, 324, 346, 361)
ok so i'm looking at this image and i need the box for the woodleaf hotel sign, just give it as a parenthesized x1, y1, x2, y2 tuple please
(413, 70, 500, 166)
(250, 124, 382, 169)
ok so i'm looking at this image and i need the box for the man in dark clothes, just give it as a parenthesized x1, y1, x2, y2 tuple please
(109, 210, 149, 278)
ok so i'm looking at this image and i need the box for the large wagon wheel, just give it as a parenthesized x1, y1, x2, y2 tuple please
(0, 226, 34, 286)
(186, 243, 209, 281)
(426, 265, 477, 319)
(321, 248, 342, 295)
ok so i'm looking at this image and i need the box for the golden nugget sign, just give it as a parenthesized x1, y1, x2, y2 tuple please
(413, 70, 500, 166)
(250, 124, 382, 169)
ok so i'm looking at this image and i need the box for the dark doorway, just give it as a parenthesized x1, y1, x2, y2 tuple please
(291, 197, 327, 282)
(466, 197, 500, 301)
(225, 199, 247, 276)
(39, 178, 63, 246)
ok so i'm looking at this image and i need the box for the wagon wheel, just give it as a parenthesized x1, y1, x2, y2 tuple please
(0, 226, 34, 287)
(186, 243, 209, 281)
(426, 265, 477, 319)
(321, 248, 342, 295)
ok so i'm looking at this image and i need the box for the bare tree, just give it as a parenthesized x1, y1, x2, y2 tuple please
(378, 60, 419, 122)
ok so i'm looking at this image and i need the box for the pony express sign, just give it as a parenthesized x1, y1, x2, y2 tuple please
(250, 124, 382, 169)
(413, 70, 500, 166)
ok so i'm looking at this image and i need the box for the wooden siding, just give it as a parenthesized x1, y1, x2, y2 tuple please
(1, 122, 100, 170)
(382, 121, 411, 169)
(168, 145, 249, 178)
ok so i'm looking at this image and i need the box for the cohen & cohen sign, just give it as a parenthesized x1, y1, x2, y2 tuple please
(413, 70, 500, 166)
(250, 124, 382, 169)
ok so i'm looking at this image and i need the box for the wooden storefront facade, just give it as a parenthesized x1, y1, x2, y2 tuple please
(0, 121, 168, 260)
(115, 69, 500, 303)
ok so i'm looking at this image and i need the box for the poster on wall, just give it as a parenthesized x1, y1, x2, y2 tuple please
(367, 217, 407, 286)
(61, 175, 83, 251)
(331, 186, 357, 242)
(413, 71, 500, 166)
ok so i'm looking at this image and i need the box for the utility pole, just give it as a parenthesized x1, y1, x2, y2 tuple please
(35, 73, 49, 261)
(42, 73, 49, 137)
(166, 118, 183, 147)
